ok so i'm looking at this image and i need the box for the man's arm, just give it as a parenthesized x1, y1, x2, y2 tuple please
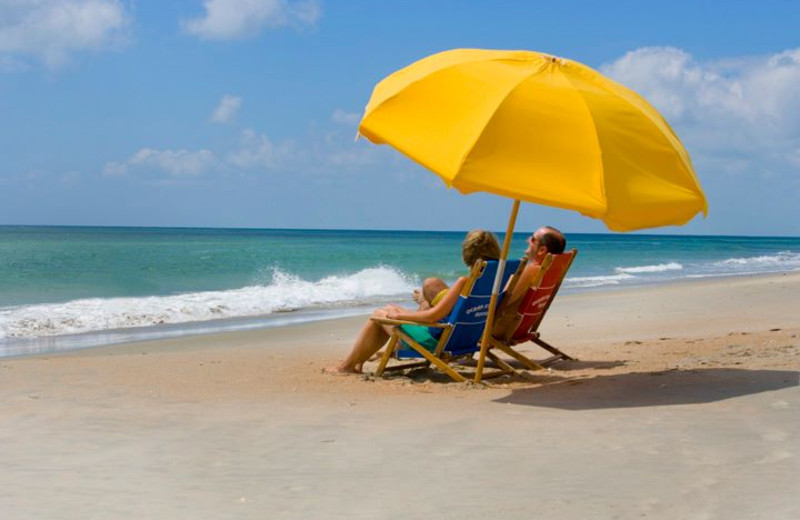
(498, 262, 541, 314)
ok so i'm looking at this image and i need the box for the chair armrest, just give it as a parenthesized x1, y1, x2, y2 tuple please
(370, 317, 448, 328)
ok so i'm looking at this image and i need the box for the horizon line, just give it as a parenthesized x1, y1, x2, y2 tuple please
(1, 224, 798, 240)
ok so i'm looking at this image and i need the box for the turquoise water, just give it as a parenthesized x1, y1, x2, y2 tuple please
(1, 226, 799, 356)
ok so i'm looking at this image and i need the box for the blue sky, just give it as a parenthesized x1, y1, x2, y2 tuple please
(1, 0, 798, 236)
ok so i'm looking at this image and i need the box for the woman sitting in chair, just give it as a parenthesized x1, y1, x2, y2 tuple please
(326, 229, 501, 374)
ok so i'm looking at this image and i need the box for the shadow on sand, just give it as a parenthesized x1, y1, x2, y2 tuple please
(493, 368, 799, 410)
(375, 358, 628, 385)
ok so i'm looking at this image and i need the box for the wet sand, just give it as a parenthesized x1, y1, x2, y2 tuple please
(1, 273, 798, 519)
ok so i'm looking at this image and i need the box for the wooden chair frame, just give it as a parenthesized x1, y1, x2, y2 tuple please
(371, 260, 518, 382)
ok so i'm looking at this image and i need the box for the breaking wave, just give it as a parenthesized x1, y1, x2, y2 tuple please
(0, 266, 418, 340)
(615, 262, 683, 274)
(565, 273, 637, 288)
(714, 251, 800, 271)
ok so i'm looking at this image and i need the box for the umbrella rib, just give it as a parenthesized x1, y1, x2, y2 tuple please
(558, 69, 609, 217)
(452, 59, 551, 179)
(575, 70, 703, 196)
(451, 60, 612, 216)
(361, 55, 542, 184)
(363, 51, 528, 117)
(564, 67, 707, 218)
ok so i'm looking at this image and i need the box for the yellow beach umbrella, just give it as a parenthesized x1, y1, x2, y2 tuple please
(358, 48, 708, 381)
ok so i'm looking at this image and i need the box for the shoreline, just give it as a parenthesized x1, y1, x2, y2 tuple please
(3, 270, 799, 360)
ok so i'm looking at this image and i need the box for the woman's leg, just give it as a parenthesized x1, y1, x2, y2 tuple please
(413, 277, 449, 310)
(329, 310, 393, 373)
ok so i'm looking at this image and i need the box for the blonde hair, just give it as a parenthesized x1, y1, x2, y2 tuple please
(462, 229, 501, 267)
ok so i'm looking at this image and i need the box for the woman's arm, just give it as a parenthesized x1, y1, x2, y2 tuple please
(386, 276, 468, 323)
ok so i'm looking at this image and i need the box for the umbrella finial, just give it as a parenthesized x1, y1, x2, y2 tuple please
(543, 53, 566, 66)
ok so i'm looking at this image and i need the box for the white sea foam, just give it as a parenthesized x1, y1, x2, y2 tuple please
(615, 262, 683, 274)
(565, 273, 637, 288)
(714, 251, 800, 270)
(0, 266, 418, 340)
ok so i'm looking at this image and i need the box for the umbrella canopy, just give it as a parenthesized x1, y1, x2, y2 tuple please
(358, 48, 707, 231)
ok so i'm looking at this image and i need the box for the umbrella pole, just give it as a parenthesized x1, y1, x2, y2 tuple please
(475, 199, 520, 383)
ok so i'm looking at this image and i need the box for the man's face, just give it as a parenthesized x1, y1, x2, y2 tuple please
(525, 228, 547, 262)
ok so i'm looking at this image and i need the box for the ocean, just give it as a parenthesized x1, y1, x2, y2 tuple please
(1, 226, 799, 357)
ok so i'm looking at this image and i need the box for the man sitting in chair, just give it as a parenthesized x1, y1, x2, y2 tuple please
(492, 226, 567, 338)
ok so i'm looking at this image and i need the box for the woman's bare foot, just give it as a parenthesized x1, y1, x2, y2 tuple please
(322, 363, 361, 375)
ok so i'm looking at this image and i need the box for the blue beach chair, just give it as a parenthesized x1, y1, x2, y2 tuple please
(372, 258, 520, 382)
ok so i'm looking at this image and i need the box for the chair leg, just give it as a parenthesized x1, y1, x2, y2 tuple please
(485, 351, 517, 375)
(493, 341, 546, 371)
(415, 348, 467, 382)
(474, 343, 518, 383)
(379, 331, 466, 383)
(398, 334, 466, 382)
(379, 361, 430, 372)
(532, 337, 575, 363)
(375, 334, 399, 377)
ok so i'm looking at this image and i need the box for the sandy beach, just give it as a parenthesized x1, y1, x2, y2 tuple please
(1, 273, 798, 519)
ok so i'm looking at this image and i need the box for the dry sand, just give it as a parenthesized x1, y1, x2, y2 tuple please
(1, 273, 798, 519)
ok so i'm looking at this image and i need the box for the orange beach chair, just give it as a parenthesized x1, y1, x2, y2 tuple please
(477, 249, 578, 378)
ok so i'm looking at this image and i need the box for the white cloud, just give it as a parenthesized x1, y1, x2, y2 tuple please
(601, 47, 800, 181)
(602, 47, 800, 141)
(182, 0, 321, 41)
(331, 108, 360, 126)
(0, 0, 130, 69)
(327, 147, 380, 168)
(211, 94, 242, 123)
(102, 161, 128, 177)
(105, 148, 219, 177)
(226, 126, 390, 174)
(228, 129, 296, 169)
